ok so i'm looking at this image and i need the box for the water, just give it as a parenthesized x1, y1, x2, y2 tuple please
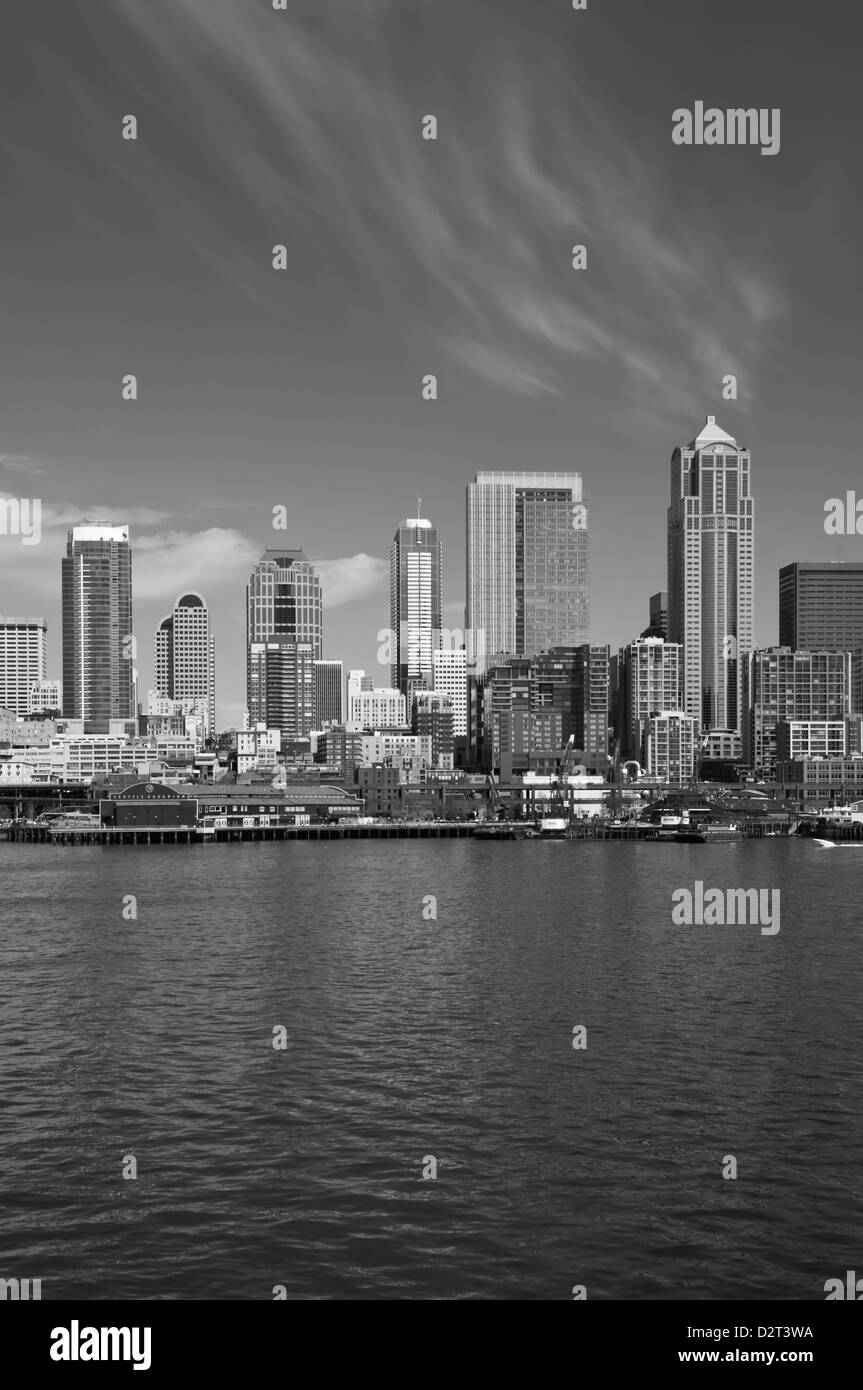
(1, 838, 861, 1300)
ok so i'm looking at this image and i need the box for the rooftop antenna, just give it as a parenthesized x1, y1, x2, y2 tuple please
(418, 495, 422, 519)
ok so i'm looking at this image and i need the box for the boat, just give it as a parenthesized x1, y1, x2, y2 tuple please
(674, 823, 742, 843)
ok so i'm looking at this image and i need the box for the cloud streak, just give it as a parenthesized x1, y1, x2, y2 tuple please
(86, 0, 786, 416)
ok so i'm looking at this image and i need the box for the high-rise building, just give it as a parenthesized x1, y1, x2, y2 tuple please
(617, 637, 682, 760)
(154, 592, 216, 736)
(0, 618, 47, 716)
(779, 562, 863, 652)
(248, 642, 315, 739)
(744, 647, 850, 774)
(62, 523, 134, 730)
(466, 471, 589, 669)
(390, 513, 443, 702)
(246, 549, 322, 735)
(432, 648, 467, 737)
(314, 659, 344, 725)
(668, 417, 754, 734)
(474, 656, 562, 775)
(645, 710, 698, 785)
(573, 644, 610, 758)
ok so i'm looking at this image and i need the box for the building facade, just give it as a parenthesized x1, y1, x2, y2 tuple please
(246, 550, 322, 736)
(466, 471, 589, 669)
(668, 417, 754, 734)
(645, 710, 698, 785)
(432, 648, 467, 737)
(248, 641, 316, 739)
(617, 637, 682, 761)
(745, 647, 850, 774)
(61, 524, 134, 730)
(0, 617, 47, 717)
(314, 659, 344, 725)
(779, 562, 863, 653)
(154, 592, 216, 736)
(412, 691, 454, 767)
(390, 515, 443, 702)
(348, 687, 407, 729)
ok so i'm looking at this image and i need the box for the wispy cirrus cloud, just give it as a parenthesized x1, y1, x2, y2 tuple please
(74, 0, 787, 417)
(0, 453, 44, 475)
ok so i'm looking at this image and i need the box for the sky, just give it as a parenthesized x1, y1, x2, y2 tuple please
(1, 0, 861, 727)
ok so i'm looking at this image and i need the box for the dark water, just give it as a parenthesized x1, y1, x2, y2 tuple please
(1, 838, 861, 1300)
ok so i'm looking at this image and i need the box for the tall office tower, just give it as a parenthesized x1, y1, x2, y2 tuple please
(432, 648, 468, 737)
(390, 513, 443, 702)
(154, 592, 216, 736)
(466, 471, 589, 670)
(668, 417, 754, 734)
(617, 637, 682, 761)
(0, 617, 47, 716)
(779, 562, 863, 652)
(246, 549, 322, 735)
(572, 644, 610, 757)
(642, 592, 668, 639)
(314, 659, 344, 725)
(247, 549, 322, 652)
(248, 642, 315, 738)
(61, 523, 134, 730)
(744, 647, 850, 774)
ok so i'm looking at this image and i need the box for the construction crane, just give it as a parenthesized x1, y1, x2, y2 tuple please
(539, 735, 577, 832)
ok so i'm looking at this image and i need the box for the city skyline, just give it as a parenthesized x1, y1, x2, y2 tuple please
(8, 416, 863, 734)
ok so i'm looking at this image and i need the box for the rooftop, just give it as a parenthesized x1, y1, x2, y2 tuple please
(689, 415, 739, 450)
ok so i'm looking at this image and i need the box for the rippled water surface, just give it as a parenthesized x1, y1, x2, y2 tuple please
(1, 838, 861, 1299)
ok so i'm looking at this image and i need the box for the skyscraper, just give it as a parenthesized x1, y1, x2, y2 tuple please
(617, 637, 682, 760)
(390, 513, 443, 702)
(668, 417, 754, 734)
(248, 642, 315, 739)
(0, 617, 47, 716)
(61, 523, 133, 730)
(314, 659, 344, 725)
(779, 562, 863, 652)
(154, 592, 216, 736)
(246, 549, 322, 735)
(466, 471, 589, 669)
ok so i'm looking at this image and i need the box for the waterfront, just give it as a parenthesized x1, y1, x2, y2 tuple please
(1, 839, 861, 1300)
